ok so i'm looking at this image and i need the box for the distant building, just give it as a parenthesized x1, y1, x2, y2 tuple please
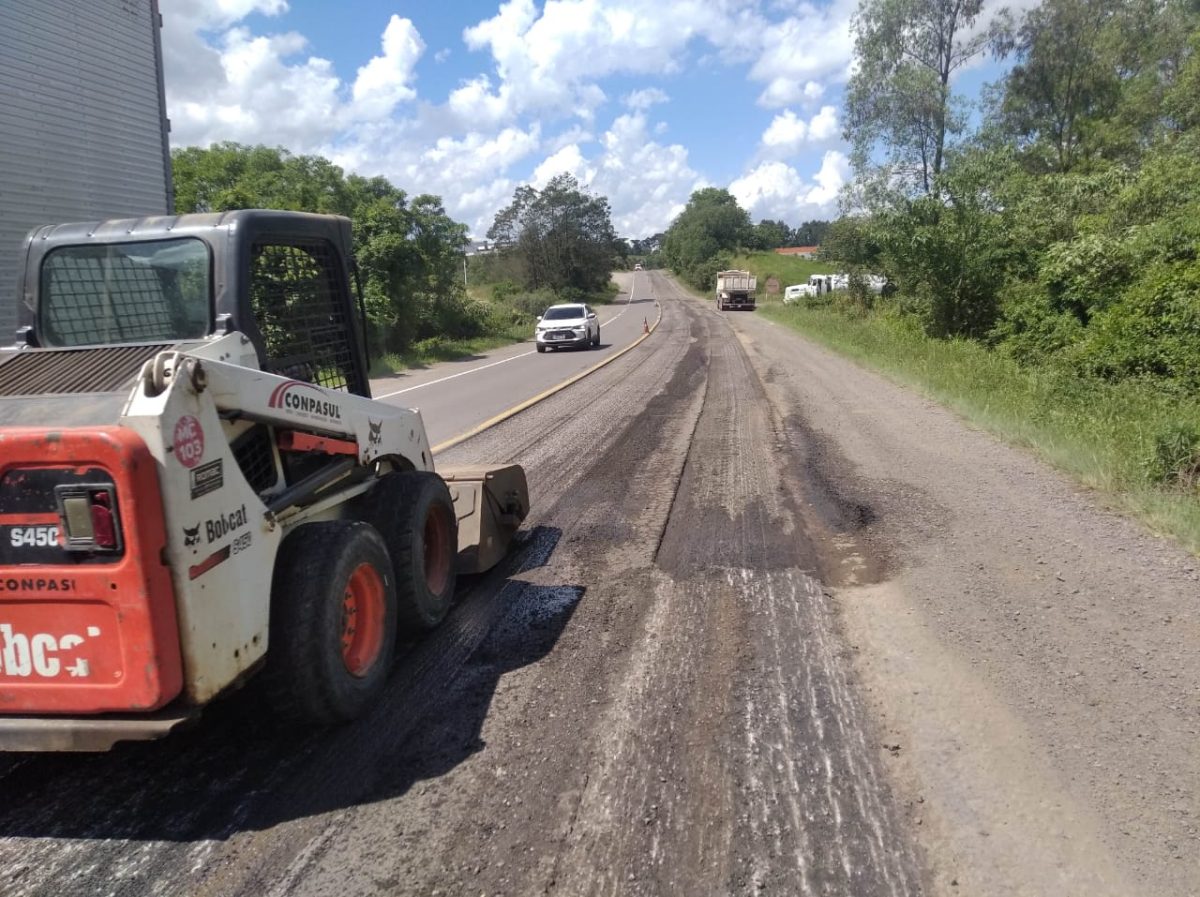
(775, 246, 820, 259)
(466, 239, 496, 256)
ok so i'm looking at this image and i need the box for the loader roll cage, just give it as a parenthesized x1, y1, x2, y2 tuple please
(16, 210, 372, 398)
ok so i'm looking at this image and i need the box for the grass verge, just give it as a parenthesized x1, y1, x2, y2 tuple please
(369, 326, 530, 377)
(759, 301, 1200, 555)
(726, 251, 835, 291)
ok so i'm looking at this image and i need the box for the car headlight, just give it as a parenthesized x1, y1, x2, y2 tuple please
(572, 325, 587, 331)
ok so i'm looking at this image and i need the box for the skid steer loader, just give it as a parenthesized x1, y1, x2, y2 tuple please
(0, 210, 529, 751)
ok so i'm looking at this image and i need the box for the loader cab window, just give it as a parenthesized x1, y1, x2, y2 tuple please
(39, 238, 210, 347)
(248, 240, 360, 394)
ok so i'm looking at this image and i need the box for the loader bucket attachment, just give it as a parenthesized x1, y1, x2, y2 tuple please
(439, 465, 530, 574)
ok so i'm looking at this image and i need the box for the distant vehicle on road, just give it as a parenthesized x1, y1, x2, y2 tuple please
(535, 303, 600, 352)
(634, 263, 643, 271)
(715, 270, 756, 311)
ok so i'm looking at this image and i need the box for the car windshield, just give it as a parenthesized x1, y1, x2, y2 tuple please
(542, 306, 585, 321)
(39, 238, 211, 347)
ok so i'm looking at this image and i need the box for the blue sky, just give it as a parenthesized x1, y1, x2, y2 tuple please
(160, 0, 1019, 239)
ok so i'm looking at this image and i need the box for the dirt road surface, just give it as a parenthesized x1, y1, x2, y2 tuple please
(0, 271, 1196, 896)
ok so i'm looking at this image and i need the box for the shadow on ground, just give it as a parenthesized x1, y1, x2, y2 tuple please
(0, 526, 580, 842)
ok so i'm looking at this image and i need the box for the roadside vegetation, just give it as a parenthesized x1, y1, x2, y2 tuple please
(172, 147, 621, 373)
(724, 251, 833, 291)
(662, 0, 1200, 548)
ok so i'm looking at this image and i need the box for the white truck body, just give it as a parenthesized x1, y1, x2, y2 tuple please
(715, 270, 757, 311)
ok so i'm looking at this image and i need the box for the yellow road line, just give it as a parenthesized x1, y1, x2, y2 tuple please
(431, 298, 665, 455)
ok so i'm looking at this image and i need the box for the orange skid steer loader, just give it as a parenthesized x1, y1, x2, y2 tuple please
(0, 210, 528, 751)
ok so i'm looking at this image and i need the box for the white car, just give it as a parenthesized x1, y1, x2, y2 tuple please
(535, 303, 600, 352)
(634, 263, 643, 271)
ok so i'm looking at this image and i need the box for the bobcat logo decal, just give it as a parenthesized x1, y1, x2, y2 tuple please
(368, 419, 383, 446)
(183, 524, 201, 547)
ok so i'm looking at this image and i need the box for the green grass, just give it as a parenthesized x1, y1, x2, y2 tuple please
(759, 302, 1200, 555)
(369, 327, 531, 377)
(727, 251, 836, 294)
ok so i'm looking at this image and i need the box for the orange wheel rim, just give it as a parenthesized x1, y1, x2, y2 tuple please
(341, 562, 386, 677)
(424, 504, 453, 596)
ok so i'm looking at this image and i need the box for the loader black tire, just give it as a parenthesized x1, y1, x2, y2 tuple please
(264, 521, 398, 725)
(361, 471, 458, 633)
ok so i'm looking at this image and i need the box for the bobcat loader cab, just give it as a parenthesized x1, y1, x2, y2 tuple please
(0, 210, 529, 751)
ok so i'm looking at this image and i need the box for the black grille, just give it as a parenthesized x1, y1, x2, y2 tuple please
(0, 345, 171, 396)
(250, 242, 356, 393)
(232, 424, 278, 495)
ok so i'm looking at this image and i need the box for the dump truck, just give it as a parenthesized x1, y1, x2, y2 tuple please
(715, 270, 756, 311)
(0, 210, 529, 751)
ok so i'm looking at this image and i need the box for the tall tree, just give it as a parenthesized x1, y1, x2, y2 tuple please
(845, 0, 993, 194)
(487, 174, 618, 296)
(172, 143, 473, 352)
(662, 188, 751, 287)
(749, 219, 792, 250)
(791, 219, 831, 246)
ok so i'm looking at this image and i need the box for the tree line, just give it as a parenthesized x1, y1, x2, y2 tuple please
(831, 0, 1199, 393)
(660, 188, 831, 287)
(659, 0, 1197, 406)
(173, 146, 623, 355)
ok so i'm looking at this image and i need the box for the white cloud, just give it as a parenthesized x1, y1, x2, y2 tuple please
(623, 87, 669, 110)
(161, 4, 417, 150)
(807, 104, 839, 141)
(763, 110, 808, 152)
(532, 144, 594, 187)
(167, 25, 344, 149)
(760, 105, 841, 158)
(456, 0, 765, 124)
(525, 112, 701, 238)
(729, 151, 850, 222)
(160, 0, 859, 240)
(751, 0, 857, 107)
(332, 123, 544, 235)
(350, 15, 424, 119)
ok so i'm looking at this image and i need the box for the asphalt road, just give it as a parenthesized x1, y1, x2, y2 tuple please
(1, 270, 1197, 897)
(369, 271, 658, 447)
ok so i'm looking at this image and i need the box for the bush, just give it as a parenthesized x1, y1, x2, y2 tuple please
(1070, 262, 1200, 390)
(491, 279, 520, 302)
(991, 281, 1087, 365)
(1037, 234, 1130, 322)
(1142, 422, 1200, 490)
(508, 288, 560, 317)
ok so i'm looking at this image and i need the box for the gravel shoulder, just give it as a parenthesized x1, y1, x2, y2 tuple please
(727, 301, 1200, 896)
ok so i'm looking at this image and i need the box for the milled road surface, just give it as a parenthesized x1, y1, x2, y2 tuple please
(1, 271, 1197, 896)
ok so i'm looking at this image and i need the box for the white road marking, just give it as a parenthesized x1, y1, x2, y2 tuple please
(376, 350, 537, 398)
(375, 272, 642, 399)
